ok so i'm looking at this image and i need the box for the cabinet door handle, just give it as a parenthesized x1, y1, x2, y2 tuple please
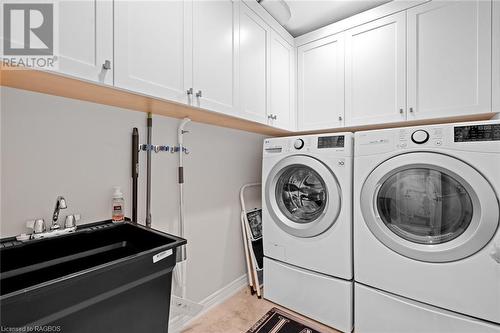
(399, 108, 404, 114)
(268, 114, 277, 120)
(102, 60, 111, 70)
(196, 90, 202, 98)
(338, 115, 343, 121)
(409, 107, 414, 113)
(186, 88, 193, 96)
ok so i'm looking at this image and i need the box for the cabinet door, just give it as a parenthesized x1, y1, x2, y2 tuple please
(407, 1, 492, 119)
(269, 31, 295, 130)
(192, 0, 238, 115)
(298, 34, 345, 131)
(239, 3, 270, 123)
(114, 0, 191, 103)
(56, 0, 113, 84)
(345, 12, 406, 127)
(494, 0, 500, 113)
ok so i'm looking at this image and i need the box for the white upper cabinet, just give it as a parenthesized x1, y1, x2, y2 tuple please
(42, 0, 497, 133)
(407, 0, 492, 119)
(114, 0, 191, 104)
(269, 30, 295, 130)
(56, 0, 113, 84)
(298, 34, 345, 131)
(113, 0, 296, 129)
(239, 3, 270, 124)
(493, 0, 500, 113)
(192, 0, 239, 115)
(345, 12, 406, 127)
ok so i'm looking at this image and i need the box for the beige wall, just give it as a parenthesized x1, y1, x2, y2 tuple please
(0, 86, 263, 302)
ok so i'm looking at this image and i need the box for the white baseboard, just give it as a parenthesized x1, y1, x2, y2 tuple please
(199, 274, 248, 311)
(169, 274, 247, 332)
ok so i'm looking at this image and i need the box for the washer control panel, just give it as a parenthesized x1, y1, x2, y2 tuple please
(318, 135, 345, 149)
(264, 134, 350, 155)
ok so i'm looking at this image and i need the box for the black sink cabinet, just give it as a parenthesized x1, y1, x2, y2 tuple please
(0, 221, 186, 333)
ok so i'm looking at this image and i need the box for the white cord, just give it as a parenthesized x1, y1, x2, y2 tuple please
(175, 118, 191, 299)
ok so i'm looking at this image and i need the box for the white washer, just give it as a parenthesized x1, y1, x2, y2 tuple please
(262, 133, 353, 332)
(354, 120, 500, 332)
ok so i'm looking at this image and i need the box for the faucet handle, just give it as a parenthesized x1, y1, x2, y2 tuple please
(64, 214, 80, 229)
(64, 215, 75, 228)
(34, 219, 46, 233)
(26, 218, 46, 233)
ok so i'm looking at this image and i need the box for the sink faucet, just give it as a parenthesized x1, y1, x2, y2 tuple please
(52, 196, 67, 230)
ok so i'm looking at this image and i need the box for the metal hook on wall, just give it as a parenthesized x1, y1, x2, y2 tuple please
(140, 144, 189, 154)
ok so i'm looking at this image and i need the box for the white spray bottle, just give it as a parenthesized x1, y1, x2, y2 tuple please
(112, 186, 125, 222)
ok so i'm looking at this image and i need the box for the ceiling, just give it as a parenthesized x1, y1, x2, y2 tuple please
(264, 0, 392, 37)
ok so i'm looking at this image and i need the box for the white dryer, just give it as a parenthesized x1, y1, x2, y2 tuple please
(262, 133, 353, 332)
(354, 121, 500, 332)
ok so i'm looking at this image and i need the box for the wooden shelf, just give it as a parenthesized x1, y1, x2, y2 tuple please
(0, 67, 292, 137)
(1, 67, 496, 137)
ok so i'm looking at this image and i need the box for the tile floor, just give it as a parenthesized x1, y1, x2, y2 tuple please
(182, 288, 341, 333)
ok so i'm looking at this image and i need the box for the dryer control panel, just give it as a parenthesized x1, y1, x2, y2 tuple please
(396, 127, 445, 149)
(355, 120, 500, 156)
(454, 124, 500, 142)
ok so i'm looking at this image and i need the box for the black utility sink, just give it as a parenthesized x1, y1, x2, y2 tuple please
(0, 221, 186, 333)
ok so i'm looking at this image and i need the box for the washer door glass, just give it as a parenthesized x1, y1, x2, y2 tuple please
(377, 168, 473, 245)
(276, 165, 327, 224)
(266, 155, 342, 238)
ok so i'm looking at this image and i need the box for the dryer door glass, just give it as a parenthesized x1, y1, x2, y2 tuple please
(276, 165, 327, 224)
(360, 152, 499, 262)
(377, 168, 473, 244)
